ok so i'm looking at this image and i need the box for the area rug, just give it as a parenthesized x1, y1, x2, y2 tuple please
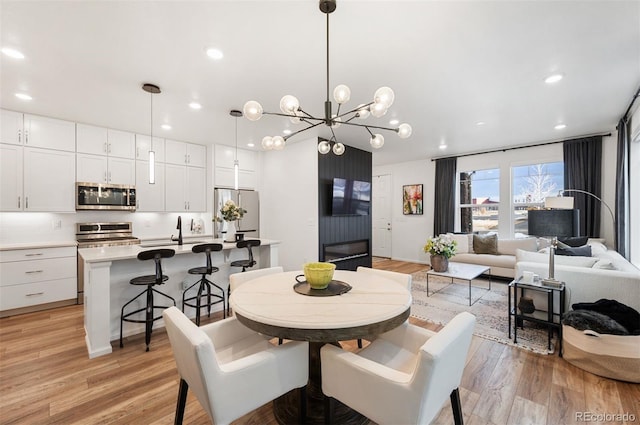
(410, 270, 556, 355)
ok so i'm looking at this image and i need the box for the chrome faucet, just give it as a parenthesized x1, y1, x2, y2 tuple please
(171, 216, 183, 245)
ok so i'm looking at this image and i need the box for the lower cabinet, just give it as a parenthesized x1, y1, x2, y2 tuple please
(0, 246, 77, 317)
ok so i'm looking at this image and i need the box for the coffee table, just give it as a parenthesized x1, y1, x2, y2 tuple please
(426, 262, 491, 306)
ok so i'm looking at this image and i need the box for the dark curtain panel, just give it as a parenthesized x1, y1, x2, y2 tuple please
(615, 118, 630, 257)
(563, 136, 602, 238)
(433, 157, 457, 235)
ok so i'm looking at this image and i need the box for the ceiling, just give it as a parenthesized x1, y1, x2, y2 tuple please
(1, 1, 639, 165)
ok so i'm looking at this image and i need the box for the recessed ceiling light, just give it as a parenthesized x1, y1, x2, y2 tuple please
(476, 121, 485, 126)
(554, 123, 567, 130)
(161, 124, 172, 130)
(15, 93, 32, 101)
(389, 119, 399, 125)
(247, 143, 255, 148)
(439, 143, 447, 150)
(2, 47, 25, 59)
(283, 129, 292, 135)
(545, 73, 564, 84)
(206, 48, 224, 60)
(189, 102, 202, 110)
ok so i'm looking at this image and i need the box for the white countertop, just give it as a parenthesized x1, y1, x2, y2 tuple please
(78, 238, 280, 263)
(230, 270, 411, 329)
(0, 240, 78, 251)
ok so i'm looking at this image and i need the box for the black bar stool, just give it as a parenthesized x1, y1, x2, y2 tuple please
(120, 248, 176, 351)
(228, 239, 261, 315)
(183, 243, 225, 326)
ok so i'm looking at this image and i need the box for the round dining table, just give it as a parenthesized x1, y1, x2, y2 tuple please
(230, 269, 412, 425)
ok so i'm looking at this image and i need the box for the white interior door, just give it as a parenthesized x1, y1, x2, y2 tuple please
(372, 174, 392, 258)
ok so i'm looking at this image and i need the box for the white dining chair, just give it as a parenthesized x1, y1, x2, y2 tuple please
(163, 306, 309, 425)
(355, 266, 412, 347)
(321, 311, 476, 425)
(229, 265, 284, 293)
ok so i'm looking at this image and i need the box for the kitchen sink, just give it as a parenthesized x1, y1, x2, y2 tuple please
(139, 241, 205, 248)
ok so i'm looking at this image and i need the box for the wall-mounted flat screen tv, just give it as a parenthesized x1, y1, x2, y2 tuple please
(332, 178, 371, 216)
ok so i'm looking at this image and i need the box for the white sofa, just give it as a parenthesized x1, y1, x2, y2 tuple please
(445, 234, 538, 279)
(515, 243, 640, 312)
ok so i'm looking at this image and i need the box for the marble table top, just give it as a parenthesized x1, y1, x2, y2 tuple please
(230, 270, 412, 330)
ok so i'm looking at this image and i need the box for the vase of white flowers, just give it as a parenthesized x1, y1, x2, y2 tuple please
(423, 235, 457, 272)
(220, 200, 245, 242)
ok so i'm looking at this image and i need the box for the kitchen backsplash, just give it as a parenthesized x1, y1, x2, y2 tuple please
(0, 212, 212, 245)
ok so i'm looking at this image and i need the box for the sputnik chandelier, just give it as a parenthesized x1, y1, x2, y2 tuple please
(242, 0, 412, 155)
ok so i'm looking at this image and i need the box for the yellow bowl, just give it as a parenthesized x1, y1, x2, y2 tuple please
(303, 262, 336, 289)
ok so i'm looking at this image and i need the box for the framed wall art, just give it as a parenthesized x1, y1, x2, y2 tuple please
(403, 184, 423, 215)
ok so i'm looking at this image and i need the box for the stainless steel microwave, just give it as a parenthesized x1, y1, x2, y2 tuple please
(76, 182, 136, 211)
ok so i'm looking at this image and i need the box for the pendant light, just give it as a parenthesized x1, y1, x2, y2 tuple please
(230, 109, 243, 190)
(142, 83, 161, 184)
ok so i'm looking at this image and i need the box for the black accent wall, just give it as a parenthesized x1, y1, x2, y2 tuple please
(318, 140, 372, 270)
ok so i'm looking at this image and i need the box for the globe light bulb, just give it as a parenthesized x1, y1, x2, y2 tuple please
(279, 95, 300, 114)
(272, 136, 286, 150)
(374, 86, 395, 108)
(370, 134, 385, 149)
(333, 84, 351, 104)
(356, 104, 370, 119)
(332, 142, 345, 155)
(398, 123, 412, 139)
(243, 101, 263, 121)
(261, 136, 274, 150)
(370, 102, 388, 118)
(317, 140, 331, 154)
(331, 115, 342, 128)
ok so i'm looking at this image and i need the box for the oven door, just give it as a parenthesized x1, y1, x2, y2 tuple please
(76, 182, 136, 211)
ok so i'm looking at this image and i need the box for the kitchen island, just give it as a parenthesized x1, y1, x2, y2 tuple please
(78, 238, 280, 358)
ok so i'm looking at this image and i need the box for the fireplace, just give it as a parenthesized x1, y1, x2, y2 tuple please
(322, 239, 369, 265)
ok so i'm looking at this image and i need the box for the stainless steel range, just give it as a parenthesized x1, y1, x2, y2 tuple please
(76, 222, 140, 304)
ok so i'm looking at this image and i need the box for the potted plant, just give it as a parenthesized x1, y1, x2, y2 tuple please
(424, 235, 457, 272)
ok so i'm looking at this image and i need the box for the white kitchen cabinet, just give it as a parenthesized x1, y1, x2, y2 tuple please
(214, 167, 257, 190)
(23, 147, 75, 212)
(76, 123, 107, 155)
(135, 160, 165, 211)
(77, 125, 135, 159)
(165, 163, 206, 212)
(1, 145, 74, 212)
(165, 139, 206, 167)
(24, 114, 75, 152)
(1, 109, 25, 145)
(0, 143, 24, 211)
(213, 144, 258, 189)
(135, 134, 165, 163)
(76, 154, 135, 185)
(0, 246, 77, 317)
(107, 129, 135, 159)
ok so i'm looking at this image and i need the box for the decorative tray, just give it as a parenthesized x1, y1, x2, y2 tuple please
(293, 280, 352, 297)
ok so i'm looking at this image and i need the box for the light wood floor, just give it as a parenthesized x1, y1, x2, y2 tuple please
(0, 259, 637, 424)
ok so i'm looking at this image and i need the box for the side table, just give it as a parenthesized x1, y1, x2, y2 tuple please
(508, 277, 565, 356)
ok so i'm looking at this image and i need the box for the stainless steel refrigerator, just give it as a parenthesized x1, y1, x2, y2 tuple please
(213, 188, 260, 239)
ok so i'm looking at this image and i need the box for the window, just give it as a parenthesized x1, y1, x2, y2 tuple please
(512, 162, 564, 236)
(459, 168, 500, 233)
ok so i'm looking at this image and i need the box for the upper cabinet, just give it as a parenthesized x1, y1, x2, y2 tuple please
(165, 139, 206, 168)
(213, 144, 258, 189)
(135, 134, 165, 163)
(1, 110, 24, 145)
(1, 111, 75, 152)
(77, 124, 135, 159)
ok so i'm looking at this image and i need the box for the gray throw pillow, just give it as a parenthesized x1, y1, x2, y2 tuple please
(473, 234, 498, 255)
